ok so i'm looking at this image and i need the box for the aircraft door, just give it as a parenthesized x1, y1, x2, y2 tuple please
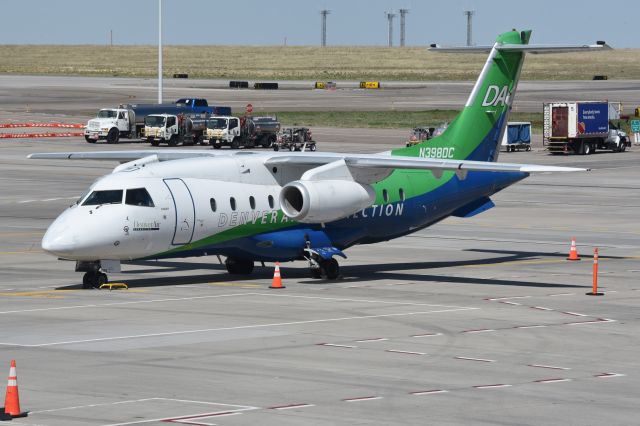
(163, 178, 195, 245)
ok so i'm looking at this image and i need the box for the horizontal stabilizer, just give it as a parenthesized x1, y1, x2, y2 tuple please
(451, 197, 495, 218)
(429, 42, 611, 54)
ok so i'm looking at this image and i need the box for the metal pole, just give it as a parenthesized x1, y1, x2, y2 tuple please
(158, 0, 163, 104)
(464, 10, 474, 47)
(399, 9, 409, 47)
(386, 13, 396, 47)
(320, 10, 330, 47)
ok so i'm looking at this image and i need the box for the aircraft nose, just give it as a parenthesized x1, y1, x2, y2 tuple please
(42, 216, 77, 257)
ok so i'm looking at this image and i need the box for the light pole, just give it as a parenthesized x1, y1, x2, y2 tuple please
(158, 0, 163, 104)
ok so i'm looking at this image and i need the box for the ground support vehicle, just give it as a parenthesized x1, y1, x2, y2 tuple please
(207, 116, 280, 149)
(141, 114, 207, 146)
(405, 124, 448, 147)
(501, 122, 531, 152)
(84, 99, 229, 144)
(544, 102, 629, 154)
(274, 127, 316, 151)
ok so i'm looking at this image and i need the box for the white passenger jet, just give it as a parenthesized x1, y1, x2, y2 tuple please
(30, 30, 607, 288)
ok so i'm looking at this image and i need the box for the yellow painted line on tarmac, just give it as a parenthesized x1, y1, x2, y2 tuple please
(0, 290, 78, 299)
(208, 282, 260, 288)
(0, 250, 44, 255)
(463, 259, 567, 268)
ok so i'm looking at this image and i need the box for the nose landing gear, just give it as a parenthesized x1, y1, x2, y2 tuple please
(82, 271, 108, 289)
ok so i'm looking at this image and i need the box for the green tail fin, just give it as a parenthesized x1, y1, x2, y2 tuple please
(393, 30, 531, 162)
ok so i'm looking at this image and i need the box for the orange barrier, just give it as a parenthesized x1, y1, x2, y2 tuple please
(0, 123, 84, 129)
(0, 132, 84, 139)
(587, 248, 604, 296)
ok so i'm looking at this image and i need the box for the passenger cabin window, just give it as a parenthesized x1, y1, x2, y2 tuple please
(268, 195, 275, 209)
(210, 198, 217, 212)
(230, 197, 236, 211)
(82, 190, 123, 206)
(249, 196, 256, 210)
(382, 189, 389, 203)
(125, 188, 155, 207)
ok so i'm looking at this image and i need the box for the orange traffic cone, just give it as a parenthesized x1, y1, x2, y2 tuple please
(2, 360, 27, 419)
(269, 262, 285, 289)
(567, 237, 581, 261)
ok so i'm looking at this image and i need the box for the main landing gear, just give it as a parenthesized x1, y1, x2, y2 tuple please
(304, 246, 341, 280)
(82, 271, 108, 289)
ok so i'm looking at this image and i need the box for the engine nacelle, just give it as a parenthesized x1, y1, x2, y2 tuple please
(279, 180, 376, 223)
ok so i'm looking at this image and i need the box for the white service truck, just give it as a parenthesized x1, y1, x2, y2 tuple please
(206, 116, 280, 149)
(543, 101, 629, 154)
(141, 114, 207, 146)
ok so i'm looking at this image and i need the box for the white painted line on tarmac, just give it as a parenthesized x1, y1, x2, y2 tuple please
(269, 403, 315, 410)
(531, 306, 553, 311)
(595, 373, 626, 378)
(250, 293, 473, 309)
(534, 378, 572, 384)
(355, 338, 388, 342)
(454, 356, 495, 363)
(342, 396, 383, 402)
(473, 384, 512, 389)
(0, 307, 476, 347)
(0, 292, 253, 315)
(563, 311, 588, 317)
(487, 296, 531, 301)
(500, 301, 521, 306)
(462, 329, 495, 334)
(528, 364, 571, 371)
(31, 398, 158, 413)
(411, 332, 443, 338)
(410, 390, 449, 396)
(386, 349, 426, 355)
(318, 343, 357, 349)
(548, 293, 575, 297)
(514, 325, 547, 329)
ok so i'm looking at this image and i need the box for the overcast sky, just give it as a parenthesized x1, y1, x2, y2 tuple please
(2, 0, 637, 47)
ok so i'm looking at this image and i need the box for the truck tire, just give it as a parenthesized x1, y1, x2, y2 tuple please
(584, 142, 592, 155)
(106, 128, 120, 144)
(84, 136, 96, 143)
(150, 138, 159, 147)
(168, 135, 177, 147)
(273, 145, 280, 151)
(619, 142, 626, 152)
(309, 143, 317, 151)
(231, 137, 239, 149)
(212, 142, 221, 149)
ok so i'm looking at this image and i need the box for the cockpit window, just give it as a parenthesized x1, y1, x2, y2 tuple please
(82, 190, 123, 206)
(125, 188, 155, 207)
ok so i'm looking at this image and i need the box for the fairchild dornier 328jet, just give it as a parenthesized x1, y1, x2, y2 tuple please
(31, 30, 608, 288)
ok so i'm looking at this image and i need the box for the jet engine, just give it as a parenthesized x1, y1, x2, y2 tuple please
(279, 180, 376, 223)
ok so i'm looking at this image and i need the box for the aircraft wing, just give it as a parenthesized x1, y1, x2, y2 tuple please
(265, 153, 588, 174)
(27, 150, 222, 161)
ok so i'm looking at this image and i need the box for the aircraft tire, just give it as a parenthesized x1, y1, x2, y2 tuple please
(225, 257, 254, 275)
(82, 272, 108, 289)
(321, 258, 340, 280)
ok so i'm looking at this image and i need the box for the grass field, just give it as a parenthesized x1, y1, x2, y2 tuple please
(1, 45, 639, 80)
(269, 110, 544, 132)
